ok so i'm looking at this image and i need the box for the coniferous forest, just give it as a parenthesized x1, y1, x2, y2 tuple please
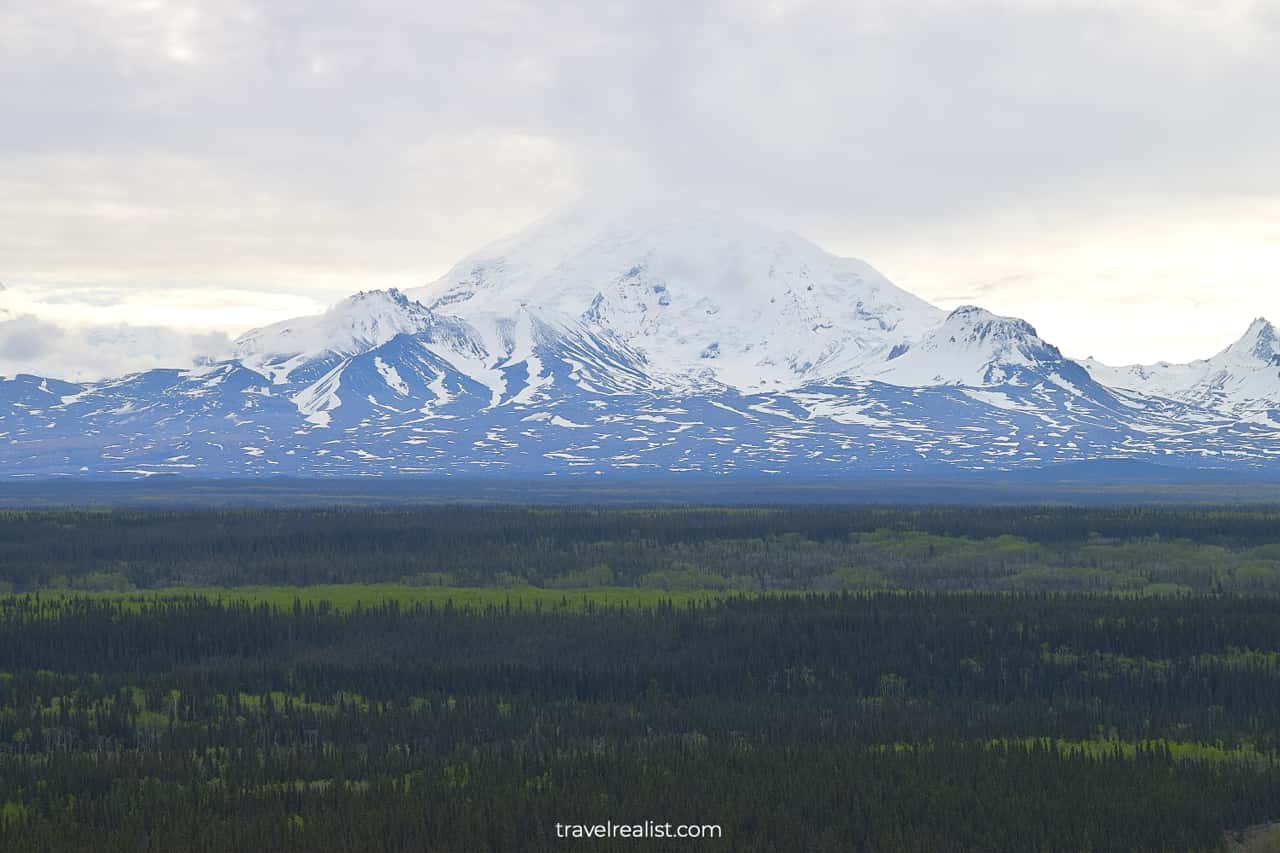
(2, 506, 1280, 851)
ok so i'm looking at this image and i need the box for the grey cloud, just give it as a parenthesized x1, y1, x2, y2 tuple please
(5, 1, 1278, 227)
(0, 315, 62, 361)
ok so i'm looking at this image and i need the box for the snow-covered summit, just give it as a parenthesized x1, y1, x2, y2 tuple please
(1083, 317, 1280, 423)
(868, 305, 1074, 388)
(1225, 317, 1280, 365)
(407, 201, 944, 391)
(235, 288, 437, 384)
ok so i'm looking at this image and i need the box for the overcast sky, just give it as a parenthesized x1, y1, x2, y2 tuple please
(2, 0, 1279, 380)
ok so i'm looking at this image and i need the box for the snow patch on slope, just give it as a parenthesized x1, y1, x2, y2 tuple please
(374, 357, 409, 396)
(291, 362, 346, 426)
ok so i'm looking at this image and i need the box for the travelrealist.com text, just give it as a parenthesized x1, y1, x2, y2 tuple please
(555, 821, 723, 840)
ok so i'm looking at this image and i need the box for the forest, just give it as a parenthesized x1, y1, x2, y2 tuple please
(2, 506, 1280, 850)
(6, 505, 1280, 593)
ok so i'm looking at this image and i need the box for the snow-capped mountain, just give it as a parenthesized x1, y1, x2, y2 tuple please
(868, 306, 1086, 389)
(235, 288, 441, 385)
(1083, 318, 1280, 426)
(407, 202, 944, 392)
(3, 203, 1280, 479)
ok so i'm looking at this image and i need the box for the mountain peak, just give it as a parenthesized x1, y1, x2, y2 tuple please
(327, 287, 426, 320)
(1225, 316, 1279, 366)
(408, 201, 944, 391)
(943, 305, 1041, 340)
(869, 305, 1067, 388)
(235, 287, 436, 383)
(1082, 315, 1280, 419)
(345, 286, 413, 305)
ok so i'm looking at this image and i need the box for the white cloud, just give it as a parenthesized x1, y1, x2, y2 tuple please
(0, 313, 232, 382)
(0, 283, 315, 380)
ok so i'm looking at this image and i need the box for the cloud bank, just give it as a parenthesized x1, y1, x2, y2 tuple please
(0, 313, 232, 382)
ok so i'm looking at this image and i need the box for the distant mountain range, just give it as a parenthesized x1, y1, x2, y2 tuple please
(4, 202, 1280, 479)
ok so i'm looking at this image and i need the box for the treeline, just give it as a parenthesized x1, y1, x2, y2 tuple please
(6, 506, 1280, 592)
(2, 593, 1280, 851)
